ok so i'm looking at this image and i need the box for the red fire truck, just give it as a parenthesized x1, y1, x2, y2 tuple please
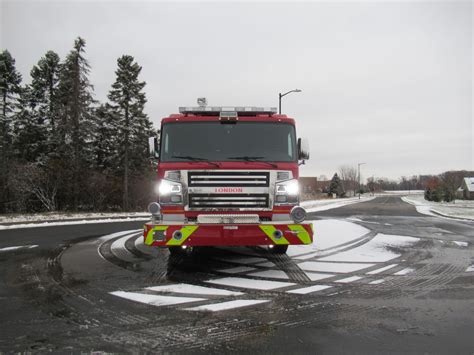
(144, 103, 313, 254)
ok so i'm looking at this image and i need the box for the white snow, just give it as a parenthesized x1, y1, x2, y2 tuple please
(318, 234, 419, 263)
(206, 277, 295, 290)
(185, 299, 269, 312)
(301, 196, 376, 213)
(453, 241, 468, 247)
(335, 276, 363, 283)
(0, 211, 149, 224)
(110, 291, 205, 306)
(369, 279, 385, 285)
(0, 245, 38, 252)
(146, 283, 243, 296)
(465, 265, 474, 272)
(287, 285, 332, 294)
(0, 217, 149, 230)
(402, 195, 474, 221)
(298, 261, 374, 273)
(366, 264, 398, 275)
(393, 268, 414, 275)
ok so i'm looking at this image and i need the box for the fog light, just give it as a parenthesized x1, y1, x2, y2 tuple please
(148, 202, 161, 216)
(273, 230, 283, 239)
(173, 230, 183, 240)
(290, 206, 307, 223)
(170, 195, 182, 203)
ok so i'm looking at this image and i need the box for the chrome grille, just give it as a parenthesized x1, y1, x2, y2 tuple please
(188, 171, 269, 187)
(189, 193, 269, 208)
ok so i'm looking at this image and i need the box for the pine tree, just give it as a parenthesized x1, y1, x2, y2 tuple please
(56, 37, 95, 209)
(29, 51, 61, 159)
(328, 173, 344, 197)
(108, 55, 152, 210)
(0, 50, 23, 212)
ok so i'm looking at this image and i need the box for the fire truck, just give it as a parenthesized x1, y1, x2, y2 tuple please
(144, 102, 313, 254)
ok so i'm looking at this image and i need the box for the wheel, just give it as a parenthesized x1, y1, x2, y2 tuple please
(270, 245, 288, 254)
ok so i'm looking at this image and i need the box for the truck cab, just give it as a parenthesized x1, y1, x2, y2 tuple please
(144, 105, 313, 254)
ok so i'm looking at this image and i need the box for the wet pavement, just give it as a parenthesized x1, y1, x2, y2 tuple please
(0, 196, 473, 353)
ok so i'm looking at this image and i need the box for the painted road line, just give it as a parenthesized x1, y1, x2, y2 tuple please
(306, 272, 335, 281)
(366, 264, 398, 275)
(248, 270, 290, 280)
(185, 299, 270, 312)
(219, 266, 257, 274)
(206, 277, 295, 290)
(146, 284, 244, 296)
(369, 279, 385, 285)
(393, 268, 415, 275)
(0, 245, 38, 252)
(110, 291, 205, 306)
(335, 276, 364, 283)
(298, 261, 375, 273)
(287, 285, 333, 295)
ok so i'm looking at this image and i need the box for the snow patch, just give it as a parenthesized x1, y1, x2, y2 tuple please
(335, 276, 363, 283)
(0, 245, 38, 252)
(318, 234, 419, 263)
(0, 218, 149, 230)
(465, 265, 474, 272)
(453, 241, 468, 247)
(393, 268, 414, 275)
(366, 264, 398, 275)
(369, 279, 385, 285)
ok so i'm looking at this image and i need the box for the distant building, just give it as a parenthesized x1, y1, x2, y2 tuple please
(299, 177, 318, 194)
(460, 177, 474, 200)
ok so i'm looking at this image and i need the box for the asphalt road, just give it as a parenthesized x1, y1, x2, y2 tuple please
(0, 196, 473, 353)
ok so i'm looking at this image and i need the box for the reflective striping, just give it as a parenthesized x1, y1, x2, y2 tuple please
(166, 225, 199, 246)
(145, 226, 168, 245)
(288, 224, 312, 244)
(259, 225, 290, 245)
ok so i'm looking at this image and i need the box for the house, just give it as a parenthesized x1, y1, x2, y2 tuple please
(460, 177, 474, 200)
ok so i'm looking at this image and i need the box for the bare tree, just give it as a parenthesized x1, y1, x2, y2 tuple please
(339, 165, 358, 195)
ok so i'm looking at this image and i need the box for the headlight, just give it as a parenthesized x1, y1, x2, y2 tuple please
(158, 179, 182, 195)
(156, 179, 183, 205)
(275, 179, 299, 205)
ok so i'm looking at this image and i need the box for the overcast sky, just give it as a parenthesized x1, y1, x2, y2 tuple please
(1, 0, 472, 180)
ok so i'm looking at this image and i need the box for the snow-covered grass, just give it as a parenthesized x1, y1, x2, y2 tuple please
(0, 217, 150, 230)
(402, 194, 474, 221)
(0, 211, 150, 225)
(300, 195, 376, 212)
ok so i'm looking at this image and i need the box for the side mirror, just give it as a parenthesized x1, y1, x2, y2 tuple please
(148, 136, 159, 159)
(297, 138, 310, 161)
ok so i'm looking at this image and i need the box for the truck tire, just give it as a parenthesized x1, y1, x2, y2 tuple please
(271, 245, 288, 254)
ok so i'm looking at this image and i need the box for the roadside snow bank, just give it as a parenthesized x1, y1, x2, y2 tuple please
(402, 195, 474, 221)
(0, 217, 150, 230)
(301, 196, 376, 212)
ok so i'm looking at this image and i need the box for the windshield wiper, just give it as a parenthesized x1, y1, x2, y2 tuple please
(227, 156, 278, 168)
(171, 155, 220, 168)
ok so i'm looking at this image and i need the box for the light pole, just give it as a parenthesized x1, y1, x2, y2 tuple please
(358, 162, 366, 199)
(279, 89, 302, 114)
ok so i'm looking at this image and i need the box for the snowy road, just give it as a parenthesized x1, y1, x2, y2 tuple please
(0, 196, 473, 353)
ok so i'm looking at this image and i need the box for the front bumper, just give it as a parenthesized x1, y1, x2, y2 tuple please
(143, 221, 313, 247)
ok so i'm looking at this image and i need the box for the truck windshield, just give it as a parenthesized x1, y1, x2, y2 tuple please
(160, 122, 296, 162)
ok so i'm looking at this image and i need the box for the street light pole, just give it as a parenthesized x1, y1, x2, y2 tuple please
(278, 89, 302, 114)
(358, 162, 366, 199)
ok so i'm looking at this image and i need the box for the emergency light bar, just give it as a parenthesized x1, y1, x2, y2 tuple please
(179, 106, 278, 116)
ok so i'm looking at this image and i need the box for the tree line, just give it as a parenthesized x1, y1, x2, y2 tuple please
(0, 37, 155, 213)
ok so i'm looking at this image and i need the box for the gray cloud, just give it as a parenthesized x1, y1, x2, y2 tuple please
(2, 0, 472, 179)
